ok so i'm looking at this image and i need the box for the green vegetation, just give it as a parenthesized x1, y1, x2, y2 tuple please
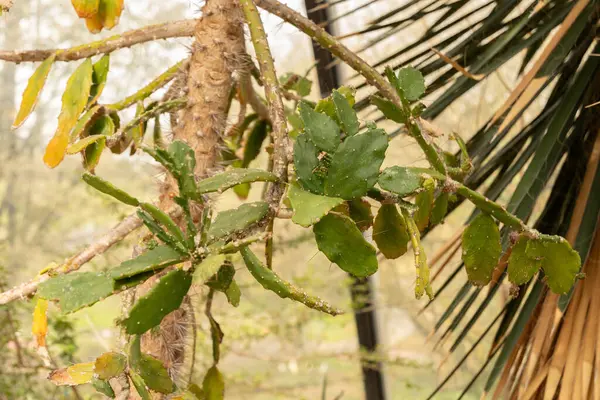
(1, 0, 597, 399)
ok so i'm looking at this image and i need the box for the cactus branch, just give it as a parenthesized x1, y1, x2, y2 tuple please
(0, 20, 196, 63)
(240, 0, 290, 270)
(106, 97, 188, 148)
(255, 0, 397, 102)
(410, 122, 447, 174)
(453, 182, 527, 231)
(256, 0, 531, 234)
(240, 0, 289, 194)
(107, 60, 189, 111)
(286, 284, 345, 316)
(255, 0, 448, 175)
(401, 208, 433, 300)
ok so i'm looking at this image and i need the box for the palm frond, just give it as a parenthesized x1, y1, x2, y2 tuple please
(329, 0, 600, 397)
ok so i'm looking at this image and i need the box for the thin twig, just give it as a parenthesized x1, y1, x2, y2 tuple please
(107, 59, 189, 111)
(255, 0, 446, 173)
(240, 0, 289, 197)
(106, 97, 188, 147)
(281, 89, 304, 102)
(585, 99, 600, 109)
(0, 20, 196, 63)
(162, 70, 189, 129)
(255, 0, 397, 102)
(240, 0, 290, 271)
(0, 208, 181, 305)
(430, 47, 484, 81)
(234, 87, 248, 130)
(239, 67, 270, 120)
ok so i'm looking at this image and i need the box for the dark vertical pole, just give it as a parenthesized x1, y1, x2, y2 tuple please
(302, 0, 339, 94)
(350, 276, 387, 400)
(302, 2, 386, 399)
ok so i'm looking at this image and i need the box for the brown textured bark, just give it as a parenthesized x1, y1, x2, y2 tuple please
(164, 0, 245, 182)
(131, 0, 246, 394)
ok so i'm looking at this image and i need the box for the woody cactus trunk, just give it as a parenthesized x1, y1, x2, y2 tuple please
(138, 0, 245, 377)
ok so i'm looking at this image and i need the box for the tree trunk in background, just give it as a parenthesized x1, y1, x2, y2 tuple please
(302, 0, 339, 94)
(303, 1, 387, 399)
(134, 0, 246, 390)
(0, 9, 17, 158)
(0, 2, 20, 253)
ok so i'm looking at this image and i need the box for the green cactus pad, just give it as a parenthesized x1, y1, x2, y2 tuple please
(298, 101, 340, 152)
(287, 183, 344, 227)
(332, 90, 359, 136)
(507, 236, 541, 286)
(462, 213, 502, 286)
(313, 213, 378, 277)
(109, 245, 184, 280)
(38, 272, 114, 314)
(208, 201, 269, 242)
(325, 128, 388, 199)
(293, 134, 325, 194)
(377, 166, 442, 197)
(197, 168, 278, 194)
(120, 269, 192, 335)
(524, 235, 580, 294)
(373, 204, 409, 259)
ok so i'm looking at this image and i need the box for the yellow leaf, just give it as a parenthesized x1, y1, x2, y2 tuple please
(43, 134, 69, 168)
(131, 102, 145, 146)
(99, 0, 124, 30)
(49, 362, 95, 386)
(71, 0, 99, 18)
(13, 54, 56, 129)
(32, 298, 48, 348)
(94, 352, 126, 380)
(82, 0, 124, 33)
(85, 14, 103, 33)
(44, 59, 94, 168)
